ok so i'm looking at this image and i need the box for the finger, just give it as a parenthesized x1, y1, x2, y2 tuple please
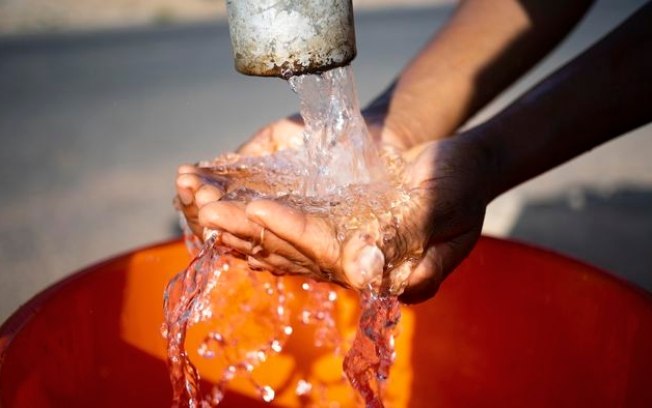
(178, 165, 226, 188)
(175, 169, 203, 235)
(245, 200, 340, 267)
(340, 231, 384, 290)
(237, 126, 274, 156)
(199, 200, 250, 232)
(399, 227, 481, 304)
(200, 200, 317, 265)
(223, 230, 318, 277)
(247, 256, 278, 273)
(177, 164, 199, 175)
(195, 184, 224, 208)
(237, 117, 304, 156)
(177, 165, 224, 204)
(176, 173, 202, 206)
(199, 200, 262, 254)
(252, 234, 320, 276)
(248, 253, 315, 277)
(397, 245, 442, 305)
(221, 231, 299, 265)
(220, 232, 255, 257)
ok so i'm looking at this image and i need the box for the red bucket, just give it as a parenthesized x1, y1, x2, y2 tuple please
(2, 237, 652, 407)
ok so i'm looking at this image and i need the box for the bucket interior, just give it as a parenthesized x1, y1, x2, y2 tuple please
(2, 237, 652, 407)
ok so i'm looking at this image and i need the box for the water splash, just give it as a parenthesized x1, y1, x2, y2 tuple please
(289, 66, 384, 196)
(343, 291, 401, 407)
(163, 231, 292, 407)
(164, 66, 417, 407)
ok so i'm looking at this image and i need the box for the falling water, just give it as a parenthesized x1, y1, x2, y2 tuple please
(163, 66, 418, 407)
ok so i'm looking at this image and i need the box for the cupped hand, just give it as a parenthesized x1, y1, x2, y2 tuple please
(191, 134, 493, 303)
(174, 112, 399, 240)
(175, 116, 304, 236)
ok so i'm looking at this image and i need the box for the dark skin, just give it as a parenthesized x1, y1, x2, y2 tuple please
(177, 0, 651, 303)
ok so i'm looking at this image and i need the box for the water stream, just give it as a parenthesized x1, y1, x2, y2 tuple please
(163, 66, 418, 407)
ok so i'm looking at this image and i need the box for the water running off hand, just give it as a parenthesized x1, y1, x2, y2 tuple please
(163, 66, 418, 407)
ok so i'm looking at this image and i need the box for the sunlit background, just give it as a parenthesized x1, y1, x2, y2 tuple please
(1, 0, 650, 321)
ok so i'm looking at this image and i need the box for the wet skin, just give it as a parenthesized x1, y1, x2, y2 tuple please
(176, 116, 490, 303)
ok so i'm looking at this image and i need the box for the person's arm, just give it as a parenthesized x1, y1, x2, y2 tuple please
(365, 0, 594, 149)
(396, 1, 652, 303)
(466, 1, 652, 203)
(402, 2, 652, 302)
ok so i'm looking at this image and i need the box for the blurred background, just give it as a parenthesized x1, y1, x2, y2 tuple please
(1, 0, 650, 321)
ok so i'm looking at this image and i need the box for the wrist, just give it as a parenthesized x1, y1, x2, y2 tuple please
(363, 90, 436, 151)
(363, 100, 419, 151)
(459, 120, 506, 205)
(364, 81, 472, 149)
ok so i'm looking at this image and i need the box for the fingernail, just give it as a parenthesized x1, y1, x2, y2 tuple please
(179, 189, 193, 206)
(247, 256, 265, 271)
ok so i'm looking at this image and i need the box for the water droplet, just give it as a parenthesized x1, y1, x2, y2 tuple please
(261, 385, 275, 402)
(301, 310, 311, 324)
(224, 365, 237, 380)
(209, 386, 224, 405)
(295, 379, 313, 396)
(197, 343, 215, 358)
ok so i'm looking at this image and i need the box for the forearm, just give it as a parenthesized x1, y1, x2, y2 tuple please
(365, 0, 593, 148)
(470, 2, 652, 201)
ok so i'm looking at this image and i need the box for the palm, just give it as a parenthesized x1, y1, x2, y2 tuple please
(236, 117, 304, 156)
(176, 115, 394, 240)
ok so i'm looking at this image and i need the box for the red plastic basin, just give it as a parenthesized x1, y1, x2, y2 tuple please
(1, 236, 652, 407)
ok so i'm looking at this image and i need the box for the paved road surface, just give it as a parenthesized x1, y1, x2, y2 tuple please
(1, 0, 651, 320)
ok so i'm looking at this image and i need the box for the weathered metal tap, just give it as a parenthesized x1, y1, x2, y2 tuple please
(226, 0, 357, 78)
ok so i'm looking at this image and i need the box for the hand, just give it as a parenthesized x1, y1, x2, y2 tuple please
(175, 116, 304, 236)
(174, 112, 404, 238)
(196, 135, 492, 303)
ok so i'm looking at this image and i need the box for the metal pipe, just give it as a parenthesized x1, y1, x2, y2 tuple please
(226, 0, 357, 78)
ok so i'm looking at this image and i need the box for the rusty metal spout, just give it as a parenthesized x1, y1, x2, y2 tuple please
(226, 0, 357, 78)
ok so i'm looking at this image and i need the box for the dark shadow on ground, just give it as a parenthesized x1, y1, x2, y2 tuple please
(507, 185, 652, 292)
